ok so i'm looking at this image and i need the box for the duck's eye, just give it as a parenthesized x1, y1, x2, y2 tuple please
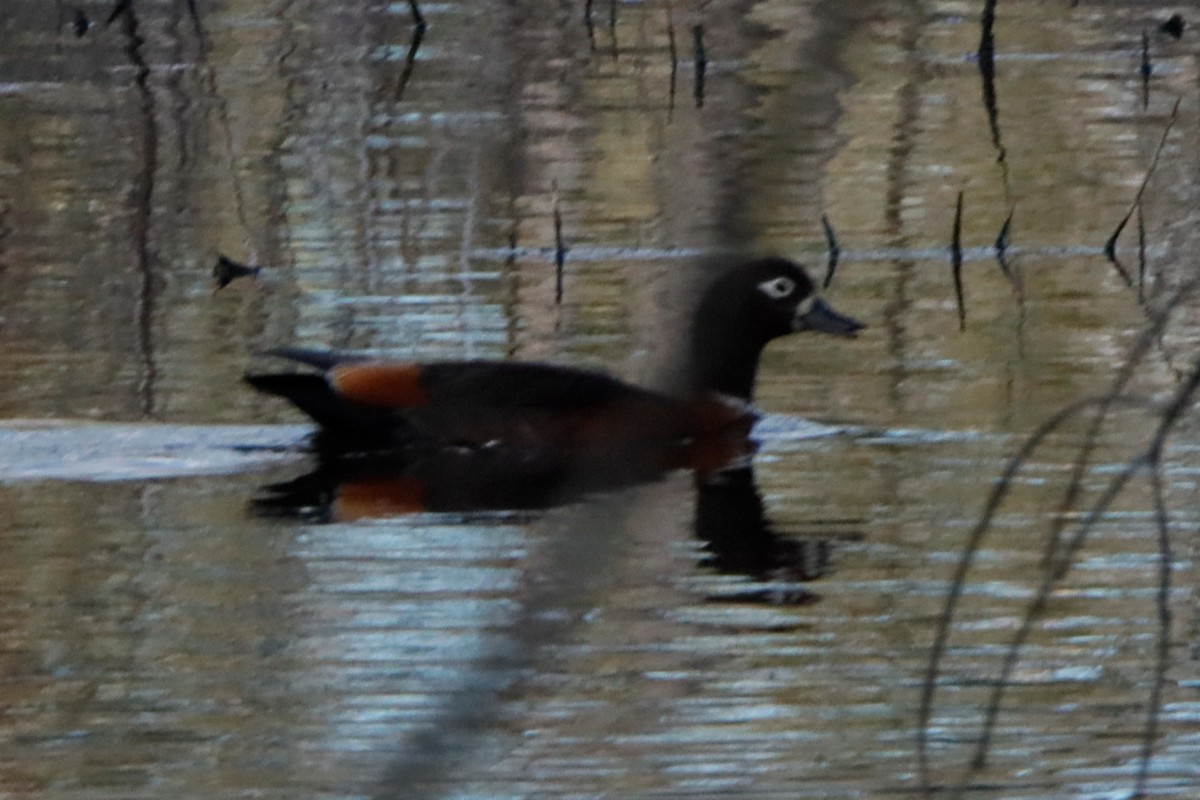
(758, 276, 796, 300)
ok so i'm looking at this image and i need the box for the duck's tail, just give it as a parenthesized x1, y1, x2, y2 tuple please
(245, 373, 339, 425)
(244, 372, 402, 445)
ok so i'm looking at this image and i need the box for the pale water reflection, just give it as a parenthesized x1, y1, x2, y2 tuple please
(1, 1, 1198, 798)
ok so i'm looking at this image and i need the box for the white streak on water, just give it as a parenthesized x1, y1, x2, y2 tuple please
(0, 421, 310, 483)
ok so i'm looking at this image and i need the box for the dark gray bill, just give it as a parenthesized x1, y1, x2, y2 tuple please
(794, 297, 865, 337)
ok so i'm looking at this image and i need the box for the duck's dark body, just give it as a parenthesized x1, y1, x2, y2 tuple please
(245, 257, 863, 455)
(246, 350, 755, 454)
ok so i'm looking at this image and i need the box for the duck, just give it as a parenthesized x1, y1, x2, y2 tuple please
(244, 256, 863, 456)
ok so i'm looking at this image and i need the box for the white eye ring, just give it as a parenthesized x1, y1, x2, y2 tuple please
(758, 276, 796, 300)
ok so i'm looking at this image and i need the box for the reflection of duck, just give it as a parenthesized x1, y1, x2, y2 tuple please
(245, 257, 862, 455)
(253, 428, 755, 520)
(254, 448, 857, 604)
(696, 467, 860, 606)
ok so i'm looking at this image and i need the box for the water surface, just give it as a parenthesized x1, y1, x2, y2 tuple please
(1, 1, 1198, 798)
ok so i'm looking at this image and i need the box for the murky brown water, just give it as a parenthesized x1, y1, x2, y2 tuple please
(1, 1, 1199, 798)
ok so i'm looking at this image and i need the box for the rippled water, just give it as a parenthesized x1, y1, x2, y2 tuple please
(1, 1, 1198, 798)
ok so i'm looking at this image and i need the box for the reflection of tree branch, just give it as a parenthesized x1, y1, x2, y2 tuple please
(950, 191, 965, 331)
(104, 0, 131, 28)
(821, 214, 840, 289)
(1136, 204, 1147, 301)
(977, 0, 1004, 162)
(395, 0, 427, 102)
(212, 254, 261, 290)
(1105, 95, 1180, 283)
(1140, 29, 1152, 110)
(63, 4, 93, 38)
(993, 209, 1013, 287)
(666, 1, 677, 118)
(919, 271, 1200, 797)
(185, 0, 256, 256)
(607, 0, 618, 60)
(584, 0, 596, 51)
(977, 0, 1011, 201)
(183, 0, 200, 37)
(1139, 455, 1172, 799)
(970, 360, 1198, 789)
(553, 182, 566, 303)
(114, 3, 160, 417)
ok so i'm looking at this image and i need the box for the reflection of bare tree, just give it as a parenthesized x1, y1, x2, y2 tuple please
(920, 273, 1200, 799)
(393, 1, 427, 102)
(976, 0, 1012, 207)
(111, 2, 160, 417)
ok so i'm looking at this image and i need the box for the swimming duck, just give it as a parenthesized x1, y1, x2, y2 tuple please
(245, 256, 863, 455)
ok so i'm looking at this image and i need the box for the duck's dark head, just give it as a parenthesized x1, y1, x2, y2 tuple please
(686, 256, 864, 400)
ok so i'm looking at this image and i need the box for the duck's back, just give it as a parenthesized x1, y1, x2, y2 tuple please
(248, 354, 755, 454)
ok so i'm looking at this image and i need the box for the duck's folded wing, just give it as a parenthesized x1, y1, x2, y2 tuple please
(328, 360, 651, 411)
(420, 361, 653, 409)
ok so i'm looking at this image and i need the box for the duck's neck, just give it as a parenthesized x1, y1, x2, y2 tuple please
(684, 323, 767, 401)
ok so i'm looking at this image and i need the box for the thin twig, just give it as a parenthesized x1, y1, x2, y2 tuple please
(553, 183, 565, 304)
(395, 0, 428, 102)
(1140, 29, 1152, 110)
(1105, 96, 1180, 268)
(951, 191, 966, 331)
(977, 0, 1006, 164)
(666, 1, 678, 118)
(821, 214, 840, 289)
